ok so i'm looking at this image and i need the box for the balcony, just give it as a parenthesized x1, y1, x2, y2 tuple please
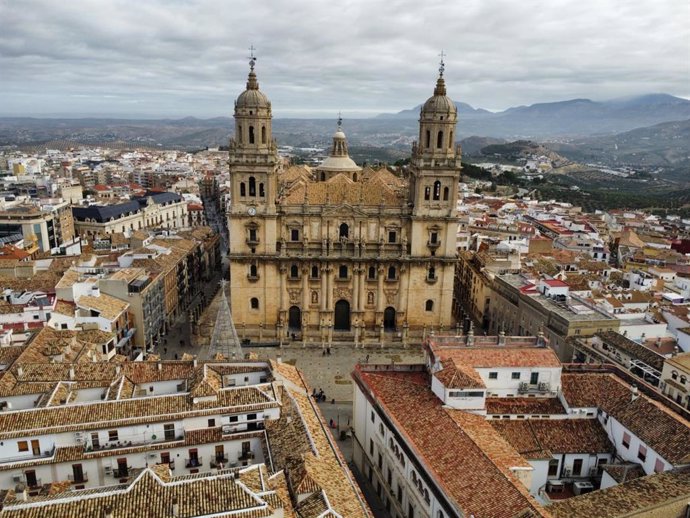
(238, 451, 255, 462)
(427, 239, 441, 249)
(0, 446, 56, 466)
(86, 433, 184, 453)
(112, 467, 131, 479)
(210, 455, 228, 469)
(185, 456, 203, 469)
(68, 472, 89, 484)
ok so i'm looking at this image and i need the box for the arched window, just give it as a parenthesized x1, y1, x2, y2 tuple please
(443, 186, 450, 201)
(425, 300, 434, 311)
(424, 186, 431, 201)
(237, 125, 242, 143)
(250, 297, 259, 309)
(259, 183, 265, 197)
(261, 126, 266, 144)
(428, 266, 436, 280)
(368, 266, 376, 279)
(290, 264, 299, 278)
(425, 130, 430, 148)
(249, 264, 257, 277)
(387, 266, 396, 280)
(311, 265, 319, 278)
(339, 265, 348, 279)
(339, 223, 349, 239)
(433, 180, 441, 200)
(249, 125, 255, 144)
(449, 131, 454, 148)
(248, 177, 256, 196)
(437, 130, 444, 149)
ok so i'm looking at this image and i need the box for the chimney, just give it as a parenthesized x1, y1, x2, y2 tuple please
(172, 497, 179, 517)
(630, 384, 639, 402)
(115, 364, 121, 375)
(467, 322, 475, 345)
(69, 365, 75, 380)
(157, 361, 162, 372)
(537, 330, 546, 347)
(498, 330, 506, 346)
(192, 358, 198, 368)
(17, 366, 23, 377)
(103, 505, 113, 518)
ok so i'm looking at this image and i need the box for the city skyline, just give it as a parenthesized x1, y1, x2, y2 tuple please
(0, 0, 688, 118)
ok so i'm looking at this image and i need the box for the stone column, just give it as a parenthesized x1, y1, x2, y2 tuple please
(320, 266, 328, 311)
(353, 265, 360, 311)
(377, 265, 385, 312)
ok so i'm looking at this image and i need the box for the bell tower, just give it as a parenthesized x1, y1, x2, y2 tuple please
(228, 51, 279, 218)
(409, 55, 461, 216)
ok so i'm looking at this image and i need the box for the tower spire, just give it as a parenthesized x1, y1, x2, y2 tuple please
(246, 45, 259, 90)
(435, 50, 447, 96)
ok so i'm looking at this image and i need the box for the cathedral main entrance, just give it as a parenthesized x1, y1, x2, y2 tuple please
(383, 307, 396, 331)
(334, 300, 350, 331)
(288, 306, 301, 331)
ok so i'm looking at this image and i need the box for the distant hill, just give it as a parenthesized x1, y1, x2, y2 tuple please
(377, 102, 492, 119)
(547, 118, 690, 173)
(377, 94, 690, 138)
(458, 136, 506, 156)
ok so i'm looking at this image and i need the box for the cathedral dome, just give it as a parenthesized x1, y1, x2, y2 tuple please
(235, 66, 271, 110)
(421, 76, 457, 119)
(317, 118, 361, 174)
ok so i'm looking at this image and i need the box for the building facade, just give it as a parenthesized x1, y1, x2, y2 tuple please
(227, 61, 460, 344)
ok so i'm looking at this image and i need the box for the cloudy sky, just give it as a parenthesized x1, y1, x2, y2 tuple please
(0, 0, 688, 118)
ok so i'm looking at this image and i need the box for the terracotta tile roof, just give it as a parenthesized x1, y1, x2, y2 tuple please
(491, 418, 613, 457)
(282, 172, 402, 206)
(434, 358, 486, 388)
(354, 367, 547, 518)
(595, 331, 665, 371)
(485, 397, 566, 415)
(550, 469, 690, 518)
(433, 346, 561, 368)
(561, 372, 690, 464)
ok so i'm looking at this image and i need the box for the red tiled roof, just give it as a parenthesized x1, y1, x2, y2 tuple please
(354, 367, 547, 518)
(433, 347, 561, 369)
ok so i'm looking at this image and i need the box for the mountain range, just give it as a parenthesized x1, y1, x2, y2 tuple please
(377, 93, 690, 138)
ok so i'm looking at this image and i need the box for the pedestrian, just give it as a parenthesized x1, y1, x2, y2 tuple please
(322, 349, 326, 356)
(327, 347, 331, 355)
(174, 353, 178, 360)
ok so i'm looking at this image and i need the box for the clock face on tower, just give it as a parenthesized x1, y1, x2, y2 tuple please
(247, 207, 257, 216)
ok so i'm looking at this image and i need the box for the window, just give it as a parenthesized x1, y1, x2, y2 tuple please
(371, 411, 375, 423)
(17, 441, 28, 452)
(511, 372, 521, 380)
(433, 180, 441, 201)
(672, 370, 678, 380)
(368, 266, 377, 280)
(259, 183, 265, 197)
(378, 423, 384, 436)
(427, 266, 436, 280)
(572, 458, 583, 476)
(250, 298, 259, 309)
(164, 423, 175, 440)
(249, 264, 257, 278)
(530, 372, 539, 385)
(339, 223, 349, 239)
(291, 229, 299, 241)
(339, 265, 348, 279)
(436, 130, 444, 149)
(108, 430, 119, 442)
(449, 390, 484, 398)
(425, 130, 430, 148)
(208, 418, 215, 428)
(387, 468, 392, 485)
(290, 264, 299, 278)
(311, 265, 319, 278)
(638, 444, 647, 462)
(369, 439, 374, 455)
(388, 230, 397, 243)
(160, 452, 171, 464)
(443, 186, 449, 201)
(429, 232, 438, 244)
(261, 126, 266, 144)
(654, 458, 664, 473)
(378, 453, 383, 469)
(240, 182, 246, 197)
(229, 415, 239, 423)
(622, 432, 631, 449)
(425, 300, 434, 311)
(489, 372, 498, 380)
(409, 503, 415, 518)
(682, 375, 687, 385)
(424, 186, 430, 201)
(248, 176, 256, 196)
(397, 483, 403, 503)
(387, 266, 396, 280)
(548, 458, 559, 477)
(248, 228, 257, 242)
(249, 125, 255, 144)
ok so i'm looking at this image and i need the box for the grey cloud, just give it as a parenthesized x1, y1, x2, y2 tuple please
(0, 0, 687, 118)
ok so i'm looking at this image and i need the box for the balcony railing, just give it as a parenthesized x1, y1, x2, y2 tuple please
(86, 433, 184, 453)
(238, 451, 255, 462)
(112, 467, 131, 478)
(68, 472, 89, 483)
(185, 457, 203, 469)
(0, 446, 55, 466)
(210, 455, 228, 469)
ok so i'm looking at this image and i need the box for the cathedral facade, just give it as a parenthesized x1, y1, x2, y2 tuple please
(227, 60, 461, 345)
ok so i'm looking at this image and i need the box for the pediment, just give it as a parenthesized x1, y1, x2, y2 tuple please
(321, 203, 368, 217)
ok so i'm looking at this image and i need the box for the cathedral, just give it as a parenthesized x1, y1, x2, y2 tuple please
(227, 58, 461, 345)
